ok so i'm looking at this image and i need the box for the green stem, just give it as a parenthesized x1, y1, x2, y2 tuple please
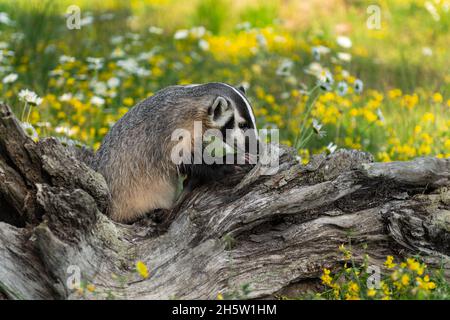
(297, 130, 314, 149)
(26, 105, 33, 124)
(21, 102, 28, 122)
(294, 85, 321, 149)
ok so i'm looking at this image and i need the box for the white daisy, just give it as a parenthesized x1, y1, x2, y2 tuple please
(59, 55, 76, 64)
(190, 26, 206, 38)
(55, 126, 76, 137)
(21, 122, 39, 141)
(2, 73, 18, 84)
(0, 12, 14, 26)
(18, 89, 43, 106)
(174, 29, 189, 40)
(312, 119, 326, 138)
(376, 108, 385, 123)
(198, 39, 209, 51)
(337, 81, 348, 96)
(86, 57, 104, 70)
(59, 93, 73, 102)
(276, 59, 294, 77)
(107, 77, 120, 88)
(422, 47, 433, 57)
(90, 96, 105, 106)
(317, 70, 334, 91)
(312, 46, 330, 61)
(336, 36, 352, 48)
(354, 79, 364, 94)
(326, 142, 338, 154)
(149, 26, 164, 35)
(337, 52, 352, 62)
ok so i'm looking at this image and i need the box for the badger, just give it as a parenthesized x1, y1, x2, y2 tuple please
(91, 82, 258, 223)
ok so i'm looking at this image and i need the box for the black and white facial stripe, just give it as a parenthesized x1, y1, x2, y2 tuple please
(202, 82, 257, 136)
(220, 83, 257, 137)
(200, 82, 259, 157)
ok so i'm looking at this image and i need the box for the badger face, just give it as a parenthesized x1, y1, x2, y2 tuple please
(206, 83, 259, 163)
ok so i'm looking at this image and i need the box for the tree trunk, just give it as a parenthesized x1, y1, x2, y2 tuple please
(0, 103, 449, 300)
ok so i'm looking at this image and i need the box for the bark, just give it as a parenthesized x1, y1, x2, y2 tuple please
(0, 103, 449, 300)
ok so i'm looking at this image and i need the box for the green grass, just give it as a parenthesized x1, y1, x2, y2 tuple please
(0, 0, 448, 159)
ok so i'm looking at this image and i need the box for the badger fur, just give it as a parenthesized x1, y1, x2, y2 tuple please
(91, 82, 258, 223)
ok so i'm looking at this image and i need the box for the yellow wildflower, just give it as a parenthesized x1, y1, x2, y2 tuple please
(321, 268, 333, 287)
(123, 97, 134, 107)
(406, 258, 421, 273)
(414, 125, 422, 135)
(421, 112, 435, 123)
(348, 281, 360, 294)
(432, 92, 443, 103)
(388, 89, 402, 99)
(367, 288, 377, 297)
(401, 274, 410, 286)
(136, 261, 149, 279)
(86, 284, 96, 292)
(384, 256, 396, 269)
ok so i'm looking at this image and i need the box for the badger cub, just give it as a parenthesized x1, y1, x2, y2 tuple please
(92, 82, 258, 223)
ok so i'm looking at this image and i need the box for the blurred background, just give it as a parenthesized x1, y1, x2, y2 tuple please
(0, 0, 448, 161)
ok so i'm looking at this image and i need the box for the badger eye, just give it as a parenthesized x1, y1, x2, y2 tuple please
(238, 123, 248, 129)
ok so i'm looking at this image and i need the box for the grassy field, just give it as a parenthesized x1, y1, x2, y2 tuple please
(0, 0, 448, 162)
(0, 0, 449, 299)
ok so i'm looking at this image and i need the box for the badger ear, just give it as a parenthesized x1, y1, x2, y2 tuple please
(208, 96, 232, 124)
(236, 84, 246, 95)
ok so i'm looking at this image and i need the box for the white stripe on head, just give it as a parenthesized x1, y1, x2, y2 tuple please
(220, 83, 258, 136)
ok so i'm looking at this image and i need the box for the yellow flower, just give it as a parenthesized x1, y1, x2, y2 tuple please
(367, 288, 376, 297)
(348, 281, 360, 294)
(401, 274, 410, 286)
(99, 127, 109, 136)
(321, 268, 333, 287)
(136, 261, 149, 279)
(421, 112, 435, 123)
(414, 125, 422, 135)
(345, 294, 360, 300)
(401, 94, 419, 109)
(123, 97, 134, 107)
(384, 256, 396, 269)
(338, 244, 352, 259)
(432, 92, 443, 104)
(427, 282, 436, 290)
(381, 281, 391, 296)
(444, 139, 450, 150)
(406, 258, 422, 273)
(86, 284, 96, 292)
(363, 110, 377, 122)
(418, 144, 431, 155)
(388, 89, 402, 99)
(217, 293, 224, 300)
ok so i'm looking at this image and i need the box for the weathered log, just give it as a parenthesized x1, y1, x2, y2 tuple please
(0, 103, 449, 300)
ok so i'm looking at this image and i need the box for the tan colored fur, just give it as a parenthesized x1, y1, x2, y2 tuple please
(109, 176, 178, 222)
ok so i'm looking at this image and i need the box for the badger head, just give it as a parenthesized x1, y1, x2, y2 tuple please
(205, 83, 259, 164)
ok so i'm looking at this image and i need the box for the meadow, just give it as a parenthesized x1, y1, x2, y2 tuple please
(0, 0, 449, 299)
(0, 0, 449, 163)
